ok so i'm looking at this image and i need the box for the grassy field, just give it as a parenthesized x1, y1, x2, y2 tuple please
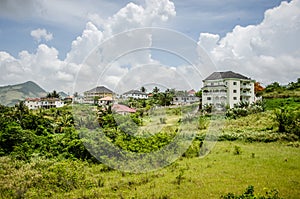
(1, 99, 299, 198)
(1, 141, 300, 198)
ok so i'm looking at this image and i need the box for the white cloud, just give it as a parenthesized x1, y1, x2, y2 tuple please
(1, 0, 299, 96)
(199, 0, 300, 85)
(0, 0, 177, 94)
(31, 28, 53, 43)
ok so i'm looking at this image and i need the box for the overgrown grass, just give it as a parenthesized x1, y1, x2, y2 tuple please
(1, 141, 299, 198)
(264, 97, 300, 111)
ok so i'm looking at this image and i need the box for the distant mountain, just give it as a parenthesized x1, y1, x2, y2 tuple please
(0, 81, 47, 106)
(58, 91, 68, 98)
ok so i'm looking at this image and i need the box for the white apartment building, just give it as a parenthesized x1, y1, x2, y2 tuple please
(202, 71, 255, 109)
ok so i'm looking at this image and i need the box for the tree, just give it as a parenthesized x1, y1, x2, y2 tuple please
(47, 90, 60, 98)
(158, 90, 174, 106)
(265, 82, 281, 93)
(195, 90, 202, 98)
(254, 82, 264, 96)
(73, 92, 79, 98)
(140, 86, 146, 93)
(153, 86, 160, 93)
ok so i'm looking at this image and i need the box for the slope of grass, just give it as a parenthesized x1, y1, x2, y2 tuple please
(264, 97, 300, 111)
(1, 141, 299, 199)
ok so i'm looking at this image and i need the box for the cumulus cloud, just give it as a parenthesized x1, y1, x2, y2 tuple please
(31, 28, 53, 43)
(2, 0, 299, 95)
(0, 0, 176, 93)
(198, 0, 300, 85)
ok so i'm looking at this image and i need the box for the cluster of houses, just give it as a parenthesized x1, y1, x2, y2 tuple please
(24, 71, 257, 113)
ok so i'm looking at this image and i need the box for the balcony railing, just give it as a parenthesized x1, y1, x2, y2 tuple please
(241, 92, 252, 96)
(202, 92, 227, 96)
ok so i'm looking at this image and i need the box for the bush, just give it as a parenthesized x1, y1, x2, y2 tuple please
(274, 108, 300, 137)
(221, 185, 283, 199)
(226, 100, 265, 119)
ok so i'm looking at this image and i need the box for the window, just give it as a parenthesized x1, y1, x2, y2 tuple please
(207, 97, 211, 100)
(233, 82, 237, 85)
(233, 97, 237, 100)
(233, 89, 237, 93)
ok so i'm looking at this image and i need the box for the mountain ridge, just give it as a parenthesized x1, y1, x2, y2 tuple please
(0, 81, 47, 106)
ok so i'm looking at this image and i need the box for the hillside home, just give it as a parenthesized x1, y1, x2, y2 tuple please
(112, 104, 136, 115)
(122, 90, 148, 99)
(25, 98, 64, 110)
(202, 71, 255, 109)
(173, 89, 199, 105)
(83, 86, 114, 104)
(99, 96, 114, 105)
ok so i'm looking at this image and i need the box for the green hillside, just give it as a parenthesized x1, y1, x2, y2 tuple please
(0, 81, 47, 106)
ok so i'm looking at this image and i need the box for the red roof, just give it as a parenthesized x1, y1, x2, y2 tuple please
(188, 89, 196, 95)
(25, 98, 40, 102)
(99, 96, 113, 101)
(112, 104, 136, 113)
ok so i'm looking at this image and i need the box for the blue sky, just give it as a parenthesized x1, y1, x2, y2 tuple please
(0, 0, 288, 59)
(0, 0, 299, 93)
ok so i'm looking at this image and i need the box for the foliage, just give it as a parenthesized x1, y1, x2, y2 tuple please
(264, 97, 300, 110)
(0, 141, 299, 198)
(274, 108, 300, 136)
(226, 100, 264, 119)
(46, 90, 60, 98)
(262, 78, 300, 99)
(0, 105, 93, 161)
(233, 145, 242, 155)
(254, 82, 264, 96)
(221, 185, 282, 199)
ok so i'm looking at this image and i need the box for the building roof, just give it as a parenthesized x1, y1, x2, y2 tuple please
(123, 89, 147, 95)
(99, 96, 113, 101)
(188, 89, 196, 95)
(112, 104, 136, 113)
(85, 86, 113, 94)
(204, 71, 251, 81)
(25, 98, 40, 102)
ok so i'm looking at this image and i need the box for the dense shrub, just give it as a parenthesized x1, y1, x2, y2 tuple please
(226, 100, 264, 119)
(274, 108, 300, 137)
(221, 185, 282, 199)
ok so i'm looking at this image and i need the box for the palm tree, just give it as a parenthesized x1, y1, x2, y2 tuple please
(140, 86, 146, 93)
(47, 90, 60, 98)
(153, 86, 159, 93)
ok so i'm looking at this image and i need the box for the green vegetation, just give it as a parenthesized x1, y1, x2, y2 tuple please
(0, 80, 300, 198)
(1, 141, 299, 198)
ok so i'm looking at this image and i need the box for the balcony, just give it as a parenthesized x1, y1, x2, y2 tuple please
(240, 84, 252, 89)
(241, 92, 252, 97)
(202, 91, 227, 96)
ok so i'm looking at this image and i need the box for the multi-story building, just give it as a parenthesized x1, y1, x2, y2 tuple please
(83, 86, 114, 104)
(202, 71, 255, 109)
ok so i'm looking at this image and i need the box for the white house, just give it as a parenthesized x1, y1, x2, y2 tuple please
(122, 90, 148, 99)
(173, 90, 199, 105)
(24, 98, 64, 110)
(202, 71, 255, 109)
(24, 98, 40, 110)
